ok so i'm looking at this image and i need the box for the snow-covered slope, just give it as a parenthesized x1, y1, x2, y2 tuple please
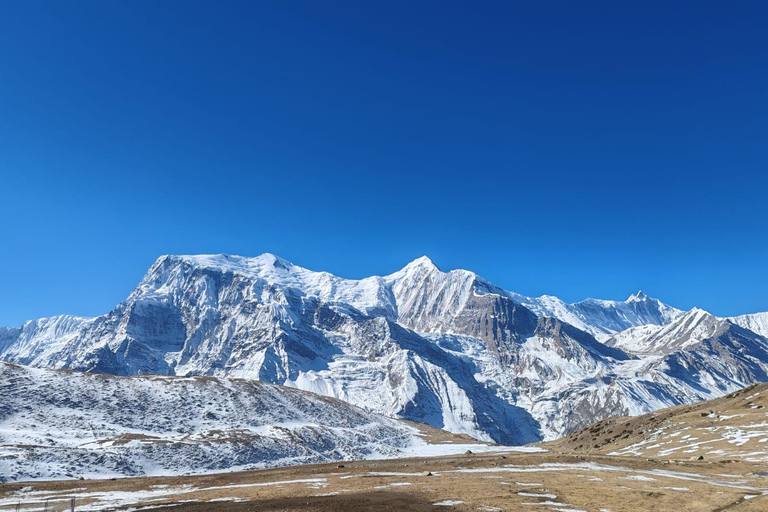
(729, 311, 768, 339)
(513, 290, 684, 341)
(606, 308, 768, 389)
(607, 309, 726, 355)
(1, 315, 95, 365)
(609, 311, 768, 388)
(0, 327, 20, 355)
(0, 361, 504, 482)
(2, 253, 767, 445)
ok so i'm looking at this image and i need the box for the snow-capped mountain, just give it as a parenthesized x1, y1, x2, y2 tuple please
(607, 308, 725, 355)
(728, 311, 768, 339)
(2, 253, 767, 445)
(0, 361, 501, 482)
(607, 308, 768, 369)
(512, 290, 684, 341)
(1, 315, 95, 365)
(603, 309, 768, 400)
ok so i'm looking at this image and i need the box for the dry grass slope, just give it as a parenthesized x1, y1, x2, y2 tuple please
(549, 382, 768, 462)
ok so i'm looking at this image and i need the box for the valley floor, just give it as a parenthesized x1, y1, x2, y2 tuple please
(2, 450, 767, 512)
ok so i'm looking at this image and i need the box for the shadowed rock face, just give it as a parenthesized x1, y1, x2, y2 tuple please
(2, 253, 768, 444)
(659, 323, 768, 392)
(0, 327, 20, 355)
(396, 285, 541, 365)
(453, 293, 539, 364)
(533, 317, 630, 362)
(125, 300, 186, 349)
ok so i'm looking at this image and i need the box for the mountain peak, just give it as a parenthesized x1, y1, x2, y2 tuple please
(402, 255, 440, 272)
(682, 307, 715, 322)
(626, 290, 648, 303)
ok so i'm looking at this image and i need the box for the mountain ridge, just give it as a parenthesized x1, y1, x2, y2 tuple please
(2, 253, 767, 445)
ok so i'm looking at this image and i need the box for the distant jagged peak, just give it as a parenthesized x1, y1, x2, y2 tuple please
(532, 289, 667, 310)
(626, 290, 648, 303)
(515, 287, 684, 342)
(575, 290, 671, 308)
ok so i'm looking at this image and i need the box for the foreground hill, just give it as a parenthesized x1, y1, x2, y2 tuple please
(549, 381, 768, 463)
(2, 253, 768, 444)
(0, 362, 502, 482)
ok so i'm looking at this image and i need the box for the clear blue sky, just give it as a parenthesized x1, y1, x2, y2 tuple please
(1, 1, 767, 326)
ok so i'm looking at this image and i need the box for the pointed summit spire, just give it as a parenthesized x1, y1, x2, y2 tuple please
(402, 255, 440, 272)
(627, 290, 648, 302)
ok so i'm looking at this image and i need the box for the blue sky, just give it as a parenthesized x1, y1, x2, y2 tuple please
(1, 1, 767, 326)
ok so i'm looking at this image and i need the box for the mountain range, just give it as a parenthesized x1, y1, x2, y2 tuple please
(3, 253, 768, 445)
